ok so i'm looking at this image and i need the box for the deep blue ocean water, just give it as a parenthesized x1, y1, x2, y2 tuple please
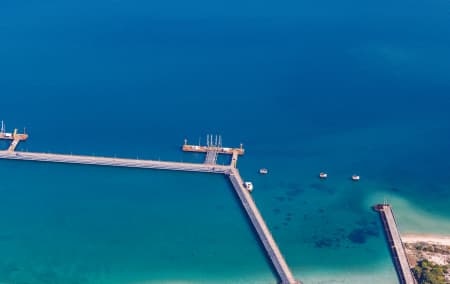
(1, 0, 450, 283)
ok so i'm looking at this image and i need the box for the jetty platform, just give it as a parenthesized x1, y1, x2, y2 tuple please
(0, 127, 28, 152)
(183, 144, 244, 155)
(0, 132, 300, 284)
(0, 121, 28, 141)
(0, 133, 28, 141)
(374, 204, 416, 284)
(182, 136, 244, 156)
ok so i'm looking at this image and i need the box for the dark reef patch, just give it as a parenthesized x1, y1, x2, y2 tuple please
(309, 183, 335, 194)
(275, 196, 286, 202)
(0, 233, 13, 241)
(348, 229, 367, 244)
(347, 223, 380, 244)
(279, 182, 302, 191)
(310, 183, 326, 190)
(314, 238, 334, 248)
(1, 263, 21, 279)
(285, 188, 304, 198)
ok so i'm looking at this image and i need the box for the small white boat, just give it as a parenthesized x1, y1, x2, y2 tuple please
(319, 172, 328, 179)
(259, 168, 268, 175)
(352, 175, 360, 181)
(244, 182, 254, 192)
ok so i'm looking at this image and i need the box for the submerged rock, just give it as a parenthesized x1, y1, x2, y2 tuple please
(347, 226, 380, 244)
(348, 229, 367, 244)
(314, 238, 334, 248)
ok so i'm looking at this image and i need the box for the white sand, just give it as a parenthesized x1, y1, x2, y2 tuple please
(402, 233, 450, 246)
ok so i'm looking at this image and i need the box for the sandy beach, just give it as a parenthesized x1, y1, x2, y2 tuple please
(402, 234, 450, 246)
(403, 233, 450, 268)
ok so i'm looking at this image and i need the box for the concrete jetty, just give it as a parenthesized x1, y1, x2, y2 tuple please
(374, 204, 416, 284)
(0, 124, 28, 152)
(231, 150, 239, 168)
(204, 148, 219, 164)
(0, 151, 230, 174)
(7, 138, 21, 152)
(0, 133, 300, 284)
(182, 135, 245, 156)
(229, 168, 299, 284)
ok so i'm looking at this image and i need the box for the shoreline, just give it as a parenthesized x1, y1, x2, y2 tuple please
(402, 233, 450, 246)
(403, 233, 450, 278)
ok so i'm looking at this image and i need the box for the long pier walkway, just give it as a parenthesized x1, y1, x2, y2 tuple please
(374, 204, 416, 284)
(0, 151, 230, 174)
(0, 133, 300, 284)
(229, 168, 299, 284)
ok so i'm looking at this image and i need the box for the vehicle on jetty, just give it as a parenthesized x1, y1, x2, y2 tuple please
(319, 172, 328, 179)
(259, 168, 268, 175)
(244, 182, 254, 192)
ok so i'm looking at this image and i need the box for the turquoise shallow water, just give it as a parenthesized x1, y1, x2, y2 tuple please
(0, 160, 275, 283)
(1, 0, 450, 283)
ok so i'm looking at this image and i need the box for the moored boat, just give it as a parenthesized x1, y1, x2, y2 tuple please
(244, 182, 254, 192)
(319, 172, 328, 179)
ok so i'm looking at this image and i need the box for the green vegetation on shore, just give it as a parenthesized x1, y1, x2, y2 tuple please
(412, 259, 448, 284)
